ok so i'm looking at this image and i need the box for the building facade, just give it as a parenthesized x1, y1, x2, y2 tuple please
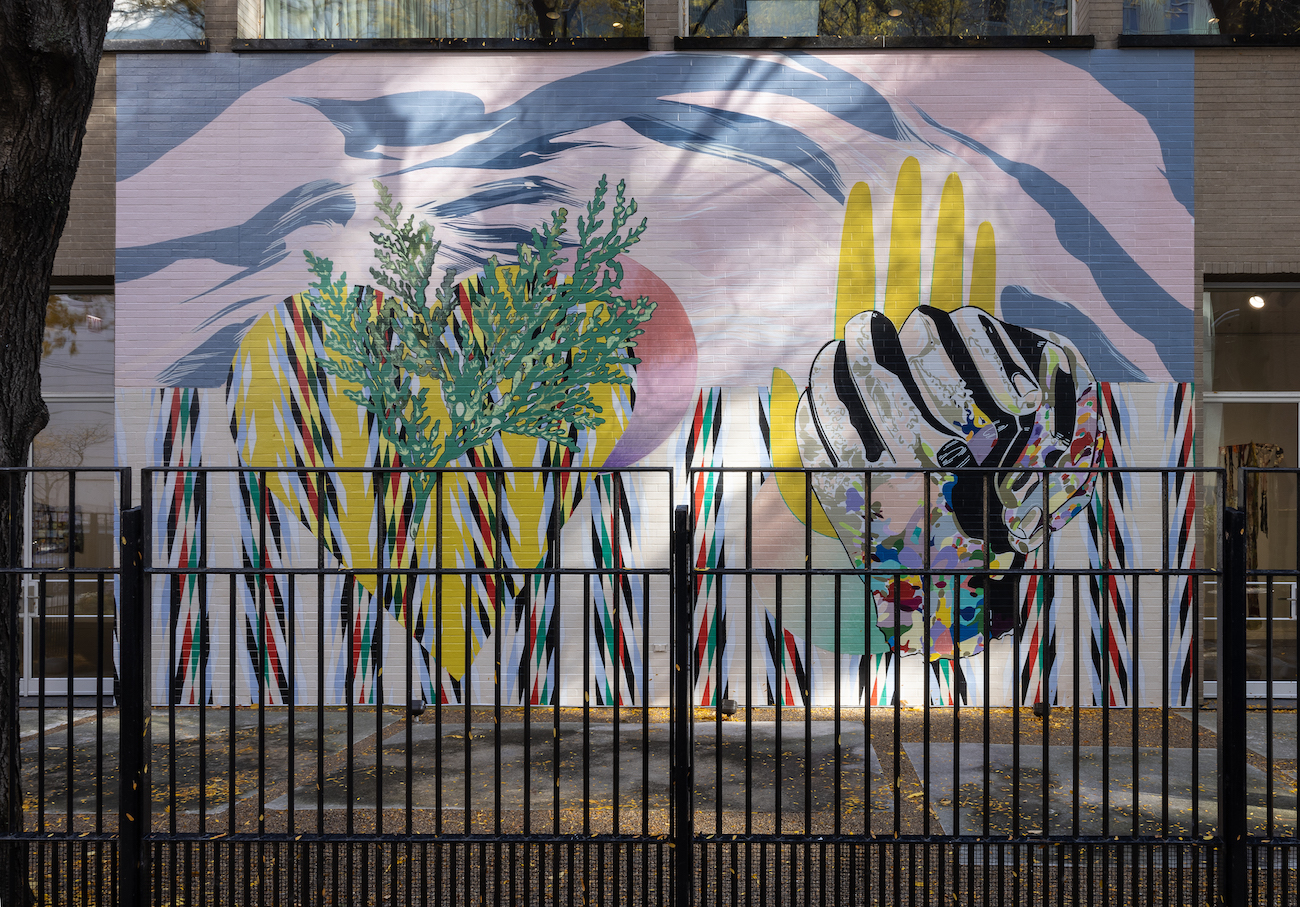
(37, 0, 1300, 709)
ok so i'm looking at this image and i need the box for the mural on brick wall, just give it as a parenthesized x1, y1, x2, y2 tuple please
(116, 50, 1195, 709)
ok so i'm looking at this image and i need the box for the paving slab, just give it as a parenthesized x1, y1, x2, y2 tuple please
(1196, 709, 1298, 760)
(904, 742, 1298, 838)
(270, 721, 884, 815)
(23, 707, 403, 815)
(20, 708, 95, 740)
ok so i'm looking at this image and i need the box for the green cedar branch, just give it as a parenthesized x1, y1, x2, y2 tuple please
(301, 176, 656, 503)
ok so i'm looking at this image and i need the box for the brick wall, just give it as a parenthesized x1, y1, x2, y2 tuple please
(206, 0, 238, 50)
(52, 54, 114, 280)
(1076, 0, 1122, 48)
(646, 0, 679, 49)
(1196, 48, 1300, 277)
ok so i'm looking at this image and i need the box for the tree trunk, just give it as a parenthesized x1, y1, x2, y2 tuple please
(0, 1, 113, 901)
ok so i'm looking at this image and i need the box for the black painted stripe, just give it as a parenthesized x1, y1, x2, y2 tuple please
(866, 311, 952, 439)
(832, 341, 888, 462)
(920, 306, 1026, 469)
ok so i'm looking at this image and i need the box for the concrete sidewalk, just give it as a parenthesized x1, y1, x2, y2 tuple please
(19, 705, 1298, 839)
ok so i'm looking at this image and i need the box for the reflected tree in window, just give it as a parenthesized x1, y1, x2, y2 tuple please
(1124, 0, 1300, 34)
(1209, 0, 1300, 33)
(264, 0, 641, 38)
(42, 294, 111, 359)
(31, 424, 114, 558)
(692, 0, 1063, 35)
(108, 0, 204, 39)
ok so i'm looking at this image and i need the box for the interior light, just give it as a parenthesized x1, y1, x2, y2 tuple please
(889, 7, 903, 15)
(1208, 15, 1219, 21)
(1054, 5, 1068, 14)
(547, 8, 561, 17)
(611, 19, 623, 26)
(1250, 295, 1266, 309)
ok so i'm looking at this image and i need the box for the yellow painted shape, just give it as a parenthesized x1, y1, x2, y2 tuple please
(233, 295, 472, 678)
(969, 221, 997, 315)
(234, 271, 637, 681)
(883, 157, 923, 327)
(930, 173, 965, 312)
(769, 368, 836, 538)
(835, 181, 876, 340)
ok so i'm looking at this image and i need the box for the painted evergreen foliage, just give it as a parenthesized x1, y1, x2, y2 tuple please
(303, 175, 657, 480)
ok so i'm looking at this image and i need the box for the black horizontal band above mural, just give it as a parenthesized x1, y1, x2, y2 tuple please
(1120, 34, 1300, 46)
(675, 35, 1095, 49)
(234, 37, 651, 52)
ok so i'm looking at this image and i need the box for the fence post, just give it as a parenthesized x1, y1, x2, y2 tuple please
(671, 504, 694, 907)
(1218, 505, 1248, 906)
(119, 507, 151, 906)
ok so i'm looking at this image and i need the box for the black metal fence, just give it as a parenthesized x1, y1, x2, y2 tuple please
(681, 466, 1230, 906)
(1, 467, 129, 907)
(2, 466, 1298, 905)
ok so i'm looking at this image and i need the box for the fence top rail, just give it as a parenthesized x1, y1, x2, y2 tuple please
(141, 465, 675, 476)
(0, 467, 128, 475)
(0, 566, 121, 576)
(1233, 466, 1300, 509)
(692, 565, 1218, 577)
(687, 465, 1224, 476)
(142, 564, 673, 577)
(0, 466, 134, 507)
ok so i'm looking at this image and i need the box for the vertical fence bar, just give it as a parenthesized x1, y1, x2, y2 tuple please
(1218, 505, 1248, 907)
(6, 472, 19, 907)
(119, 506, 150, 907)
(672, 503, 694, 907)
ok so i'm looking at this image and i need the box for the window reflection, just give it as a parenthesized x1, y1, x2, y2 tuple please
(34, 294, 115, 571)
(26, 295, 118, 694)
(41, 294, 114, 396)
(263, 0, 644, 38)
(1123, 0, 1300, 35)
(1208, 289, 1300, 393)
(31, 404, 116, 571)
(690, 0, 1067, 37)
(107, 0, 205, 40)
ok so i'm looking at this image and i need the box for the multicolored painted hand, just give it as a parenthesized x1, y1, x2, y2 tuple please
(795, 305, 1103, 658)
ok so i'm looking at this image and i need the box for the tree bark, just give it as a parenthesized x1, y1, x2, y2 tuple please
(0, 1, 112, 901)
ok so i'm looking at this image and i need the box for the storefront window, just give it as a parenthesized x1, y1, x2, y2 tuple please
(1123, 0, 1300, 36)
(108, 0, 205, 40)
(263, 0, 644, 38)
(1204, 286, 1300, 692)
(690, 0, 1068, 37)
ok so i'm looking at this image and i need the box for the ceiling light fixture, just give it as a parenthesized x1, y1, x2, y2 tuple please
(1250, 295, 1266, 309)
(547, 8, 561, 17)
(611, 19, 623, 25)
(889, 7, 903, 15)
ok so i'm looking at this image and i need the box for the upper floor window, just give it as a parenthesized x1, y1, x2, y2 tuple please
(108, 0, 205, 40)
(263, 0, 644, 38)
(689, 0, 1068, 37)
(1205, 288, 1300, 393)
(1123, 0, 1300, 35)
